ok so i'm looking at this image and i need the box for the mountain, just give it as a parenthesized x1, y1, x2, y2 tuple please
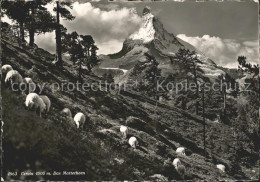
(95, 6, 226, 84)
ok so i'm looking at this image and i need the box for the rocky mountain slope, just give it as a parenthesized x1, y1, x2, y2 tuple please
(1, 26, 259, 180)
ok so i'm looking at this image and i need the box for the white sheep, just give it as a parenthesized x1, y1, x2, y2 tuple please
(24, 77, 36, 93)
(74, 112, 86, 129)
(120, 125, 128, 139)
(61, 108, 72, 119)
(176, 147, 186, 156)
(2, 64, 13, 75)
(25, 93, 46, 117)
(173, 158, 181, 169)
(128, 136, 137, 149)
(216, 164, 225, 173)
(5, 70, 23, 87)
(39, 95, 51, 113)
(173, 158, 186, 179)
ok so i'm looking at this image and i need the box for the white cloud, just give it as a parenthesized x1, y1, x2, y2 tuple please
(36, 2, 142, 55)
(96, 39, 123, 55)
(62, 2, 142, 42)
(35, 32, 56, 54)
(177, 34, 259, 68)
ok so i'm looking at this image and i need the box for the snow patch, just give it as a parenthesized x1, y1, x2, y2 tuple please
(129, 13, 155, 43)
(100, 67, 128, 74)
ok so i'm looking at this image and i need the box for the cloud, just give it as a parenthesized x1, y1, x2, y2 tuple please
(96, 39, 123, 55)
(35, 32, 56, 54)
(39, 2, 141, 55)
(62, 2, 142, 42)
(177, 34, 259, 68)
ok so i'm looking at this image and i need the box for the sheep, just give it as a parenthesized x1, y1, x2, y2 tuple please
(216, 164, 225, 173)
(173, 158, 181, 169)
(173, 158, 186, 179)
(61, 108, 75, 126)
(128, 136, 137, 149)
(61, 108, 72, 120)
(25, 93, 46, 117)
(2, 64, 13, 75)
(5, 70, 23, 88)
(120, 125, 128, 139)
(23, 77, 36, 93)
(74, 112, 86, 129)
(39, 95, 51, 113)
(176, 164, 186, 179)
(176, 147, 186, 156)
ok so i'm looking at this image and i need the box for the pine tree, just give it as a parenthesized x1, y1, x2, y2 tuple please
(142, 53, 161, 99)
(26, 0, 54, 47)
(53, 1, 75, 67)
(2, 0, 54, 46)
(172, 48, 200, 115)
(2, 0, 29, 42)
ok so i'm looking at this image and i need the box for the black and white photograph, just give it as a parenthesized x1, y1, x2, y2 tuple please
(0, 0, 259, 181)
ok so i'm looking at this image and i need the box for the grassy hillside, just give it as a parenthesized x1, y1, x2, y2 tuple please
(1, 35, 259, 181)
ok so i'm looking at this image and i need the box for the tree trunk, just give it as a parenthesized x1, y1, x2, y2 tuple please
(193, 63, 199, 115)
(29, 3, 35, 47)
(29, 29, 35, 47)
(86, 63, 91, 71)
(55, 1, 63, 67)
(87, 48, 90, 57)
(19, 22, 25, 42)
(79, 60, 82, 82)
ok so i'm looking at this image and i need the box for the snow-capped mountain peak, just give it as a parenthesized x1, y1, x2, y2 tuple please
(129, 7, 155, 43)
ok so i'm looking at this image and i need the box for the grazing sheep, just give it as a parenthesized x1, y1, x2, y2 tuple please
(61, 108, 75, 126)
(120, 125, 128, 139)
(128, 136, 137, 149)
(25, 93, 46, 117)
(74, 112, 86, 129)
(61, 108, 72, 119)
(5, 70, 23, 87)
(39, 95, 51, 113)
(173, 158, 181, 169)
(216, 164, 225, 173)
(176, 147, 186, 155)
(173, 158, 186, 179)
(2, 64, 13, 75)
(176, 164, 186, 179)
(24, 77, 36, 93)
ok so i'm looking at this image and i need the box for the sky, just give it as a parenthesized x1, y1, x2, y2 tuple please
(2, 0, 259, 68)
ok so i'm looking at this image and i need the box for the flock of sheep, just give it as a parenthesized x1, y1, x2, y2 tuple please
(2, 64, 86, 128)
(2, 63, 226, 179)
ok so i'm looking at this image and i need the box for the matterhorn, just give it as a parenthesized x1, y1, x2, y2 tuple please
(97, 6, 226, 83)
